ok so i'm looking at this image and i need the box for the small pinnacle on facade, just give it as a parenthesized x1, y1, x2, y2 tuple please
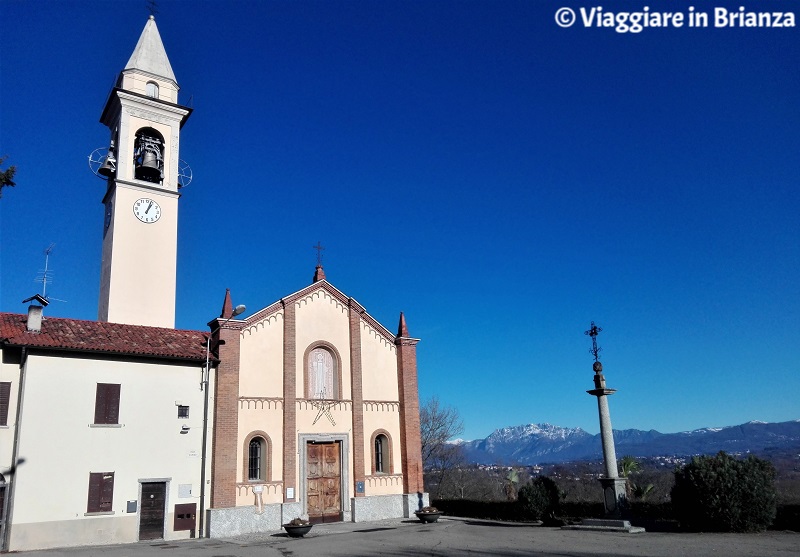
(220, 288, 233, 319)
(397, 312, 409, 337)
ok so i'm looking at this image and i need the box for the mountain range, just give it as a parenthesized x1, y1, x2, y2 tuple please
(457, 420, 800, 465)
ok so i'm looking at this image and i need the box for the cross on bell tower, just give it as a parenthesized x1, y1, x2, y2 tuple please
(96, 16, 192, 328)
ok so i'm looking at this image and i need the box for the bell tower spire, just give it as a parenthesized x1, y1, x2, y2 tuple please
(97, 16, 192, 328)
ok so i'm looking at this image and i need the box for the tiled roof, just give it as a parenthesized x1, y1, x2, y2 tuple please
(0, 313, 209, 362)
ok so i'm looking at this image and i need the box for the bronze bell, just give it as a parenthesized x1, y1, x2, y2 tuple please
(98, 153, 116, 178)
(136, 151, 161, 181)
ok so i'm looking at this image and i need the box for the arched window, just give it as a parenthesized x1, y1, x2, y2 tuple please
(244, 432, 271, 482)
(371, 430, 393, 475)
(248, 439, 263, 480)
(133, 127, 164, 183)
(145, 81, 159, 98)
(306, 346, 337, 399)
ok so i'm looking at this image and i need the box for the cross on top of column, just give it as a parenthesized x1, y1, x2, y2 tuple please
(584, 321, 602, 362)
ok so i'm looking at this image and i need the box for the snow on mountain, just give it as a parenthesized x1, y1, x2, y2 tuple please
(459, 419, 800, 465)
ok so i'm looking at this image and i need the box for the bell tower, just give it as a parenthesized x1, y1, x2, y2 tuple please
(96, 16, 191, 328)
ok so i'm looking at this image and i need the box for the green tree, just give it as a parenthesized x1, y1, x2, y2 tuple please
(518, 476, 561, 521)
(0, 156, 16, 199)
(619, 455, 654, 500)
(619, 455, 640, 477)
(671, 451, 777, 532)
(504, 468, 520, 501)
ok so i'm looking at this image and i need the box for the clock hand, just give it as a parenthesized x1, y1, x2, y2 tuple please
(145, 201, 153, 214)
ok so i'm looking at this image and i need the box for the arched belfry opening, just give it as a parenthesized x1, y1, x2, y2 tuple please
(134, 127, 164, 183)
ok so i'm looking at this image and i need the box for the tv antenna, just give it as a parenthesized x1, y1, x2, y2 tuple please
(35, 244, 67, 303)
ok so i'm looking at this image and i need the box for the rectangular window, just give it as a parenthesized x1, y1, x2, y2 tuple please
(0, 382, 10, 426)
(94, 383, 120, 424)
(87, 472, 114, 513)
(177, 405, 189, 418)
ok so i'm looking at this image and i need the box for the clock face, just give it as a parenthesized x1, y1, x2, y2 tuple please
(133, 198, 162, 223)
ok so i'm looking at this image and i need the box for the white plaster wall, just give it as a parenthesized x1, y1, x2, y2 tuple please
(239, 311, 283, 397)
(8, 353, 210, 550)
(362, 410, 402, 479)
(120, 73, 179, 104)
(294, 290, 351, 399)
(360, 321, 399, 402)
(104, 185, 178, 328)
(235, 404, 284, 507)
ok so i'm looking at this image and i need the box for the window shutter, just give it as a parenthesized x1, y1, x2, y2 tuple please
(95, 384, 120, 424)
(87, 472, 114, 513)
(106, 384, 120, 424)
(87, 473, 103, 513)
(0, 382, 10, 426)
(100, 473, 114, 512)
(94, 385, 106, 424)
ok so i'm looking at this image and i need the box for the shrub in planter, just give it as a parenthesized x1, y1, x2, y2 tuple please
(671, 451, 777, 532)
(518, 476, 561, 521)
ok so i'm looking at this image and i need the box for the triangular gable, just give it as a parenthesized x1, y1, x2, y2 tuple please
(242, 280, 396, 344)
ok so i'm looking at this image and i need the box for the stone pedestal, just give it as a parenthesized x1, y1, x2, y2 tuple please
(599, 478, 628, 518)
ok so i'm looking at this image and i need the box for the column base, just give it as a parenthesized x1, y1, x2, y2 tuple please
(599, 478, 628, 518)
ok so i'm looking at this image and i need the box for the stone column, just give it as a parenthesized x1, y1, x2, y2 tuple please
(587, 361, 627, 517)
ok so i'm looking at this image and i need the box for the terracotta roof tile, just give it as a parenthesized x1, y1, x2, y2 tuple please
(0, 313, 209, 362)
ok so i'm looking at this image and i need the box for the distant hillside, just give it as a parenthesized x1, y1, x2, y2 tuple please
(458, 420, 800, 465)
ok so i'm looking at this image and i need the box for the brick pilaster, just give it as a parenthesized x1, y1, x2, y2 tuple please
(348, 299, 365, 496)
(282, 299, 297, 501)
(395, 313, 424, 494)
(210, 320, 242, 508)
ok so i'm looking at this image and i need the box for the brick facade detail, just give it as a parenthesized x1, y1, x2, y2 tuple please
(282, 299, 297, 501)
(395, 314, 424, 494)
(210, 320, 243, 508)
(348, 299, 366, 496)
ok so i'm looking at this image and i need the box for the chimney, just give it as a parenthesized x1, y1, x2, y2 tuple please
(22, 294, 49, 333)
(27, 305, 43, 332)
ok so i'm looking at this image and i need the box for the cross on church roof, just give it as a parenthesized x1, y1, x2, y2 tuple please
(313, 241, 324, 267)
(584, 321, 602, 362)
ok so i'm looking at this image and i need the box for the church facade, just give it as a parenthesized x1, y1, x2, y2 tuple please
(206, 268, 425, 535)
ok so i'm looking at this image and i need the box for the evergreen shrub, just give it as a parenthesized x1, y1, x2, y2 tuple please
(671, 451, 777, 532)
(518, 476, 561, 521)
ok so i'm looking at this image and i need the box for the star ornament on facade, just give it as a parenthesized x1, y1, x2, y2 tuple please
(310, 389, 337, 425)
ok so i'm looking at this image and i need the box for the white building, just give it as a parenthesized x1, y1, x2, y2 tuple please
(0, 307, 213, 550)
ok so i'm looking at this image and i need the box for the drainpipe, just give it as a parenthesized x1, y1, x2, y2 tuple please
(2, 347, 28, 551)
(198, 346, 211, 538)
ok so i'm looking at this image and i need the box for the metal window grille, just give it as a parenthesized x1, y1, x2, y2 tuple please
(375, 435, 384, 473)
(248, 439, 262, 480)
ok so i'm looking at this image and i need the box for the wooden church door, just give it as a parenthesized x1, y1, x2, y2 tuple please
(306, 442, 342, 523)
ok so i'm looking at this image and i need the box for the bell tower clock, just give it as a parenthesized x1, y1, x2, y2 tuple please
(95, 16, 191, 328)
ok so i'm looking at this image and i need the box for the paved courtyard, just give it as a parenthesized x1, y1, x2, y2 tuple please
(16, 517, 800, 557)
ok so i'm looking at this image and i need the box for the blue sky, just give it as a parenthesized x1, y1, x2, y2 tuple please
(2, 0, 798, 440)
